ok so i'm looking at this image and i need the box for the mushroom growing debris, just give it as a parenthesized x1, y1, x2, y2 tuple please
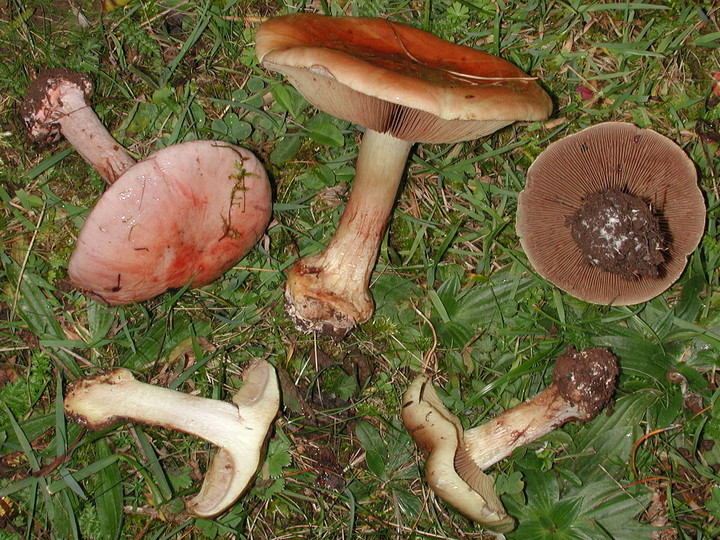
(256, 14, 552, 336)
(64, 359, 280, 517)
(22, 69, 272, 305)
(401, 347, 618, 532)
(517, 122, 705, 305)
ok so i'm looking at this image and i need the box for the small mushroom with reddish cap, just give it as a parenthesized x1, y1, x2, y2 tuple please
(256, 14, 553, 336)
(401, 347, 618, 532)
(517, 122, 705, 305)
(64, 359, 280, 517)
(22, 69, 272, 305)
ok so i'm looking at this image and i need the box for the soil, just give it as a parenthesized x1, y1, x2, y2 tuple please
(553, 347, 619, 419)
(276, 345, 373, 495)
(566, 189, 665, 280)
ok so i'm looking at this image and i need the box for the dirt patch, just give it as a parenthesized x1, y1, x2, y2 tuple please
(566, 188, 665, 280)
(277, 346, 376, 495)
(554, 347, 619, 419)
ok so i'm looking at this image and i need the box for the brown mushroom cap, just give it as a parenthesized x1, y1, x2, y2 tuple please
(256, 14, 552, 336)
(256, 13, 552, 143)
(68, 140, 272, 305)
(517, 122, 705, 305)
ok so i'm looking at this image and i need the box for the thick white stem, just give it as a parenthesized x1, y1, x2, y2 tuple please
(54, 86, 135, 184)
(286, 129, 413, 335)
(65, 361, 279, 517)
(68, 371, 246, 446)
(326, 129, 413, 274)
(462, 385, 581, 470)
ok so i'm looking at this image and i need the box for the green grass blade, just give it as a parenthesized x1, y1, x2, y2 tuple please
(133, 427, 173, 503)
(94, 439, 124, 540)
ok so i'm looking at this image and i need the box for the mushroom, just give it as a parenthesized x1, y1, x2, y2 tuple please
(401, 347, 618, 532)
(256, 14, 552, 336)
(64, 359, 280, 517)
(22, 69, 272, 305)
(516, 122, 705, 305)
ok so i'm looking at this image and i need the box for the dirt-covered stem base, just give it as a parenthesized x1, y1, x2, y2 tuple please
(23, 71, 136, 184)
(285, 129, 413, 336)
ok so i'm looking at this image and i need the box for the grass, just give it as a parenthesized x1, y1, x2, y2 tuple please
(1, 0, 720, 538)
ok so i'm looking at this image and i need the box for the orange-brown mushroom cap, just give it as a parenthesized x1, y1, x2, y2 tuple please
(517, 122, 705, 305)
(256, 13, 552, 143)
(256, 14, 552, 336)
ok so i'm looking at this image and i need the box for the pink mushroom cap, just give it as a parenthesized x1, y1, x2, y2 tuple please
(68, 140, 272, 305)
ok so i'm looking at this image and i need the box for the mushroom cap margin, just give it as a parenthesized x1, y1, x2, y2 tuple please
(401, 374, 515, 533)
(256, 14, 552, 143)
(67, 140, 272, 305)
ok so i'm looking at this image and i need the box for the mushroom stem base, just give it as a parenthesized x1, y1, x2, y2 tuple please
(285, 261, 374, 338)
(285, 130, 413, 336)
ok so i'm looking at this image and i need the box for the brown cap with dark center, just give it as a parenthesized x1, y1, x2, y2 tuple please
(517, 122, 705, 305)
(256, 14, 553, 143)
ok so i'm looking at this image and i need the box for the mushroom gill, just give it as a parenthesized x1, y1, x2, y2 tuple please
(517, 122, 705, 305)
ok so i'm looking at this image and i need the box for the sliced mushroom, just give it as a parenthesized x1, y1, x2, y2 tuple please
(64, 359, 280, 517)
(22, 69, 272, 305)
(256, 14, 552, 337)
(402, 347, 618, 532)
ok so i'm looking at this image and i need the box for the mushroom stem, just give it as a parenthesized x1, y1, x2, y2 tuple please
(286, 129, 413, 336)
(64, 360, 280, 517)
(462, 347, 618, 470)
(51, 86, 135, 184)
(23, 70, 135, 184)
(463, 385, 586, 470)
